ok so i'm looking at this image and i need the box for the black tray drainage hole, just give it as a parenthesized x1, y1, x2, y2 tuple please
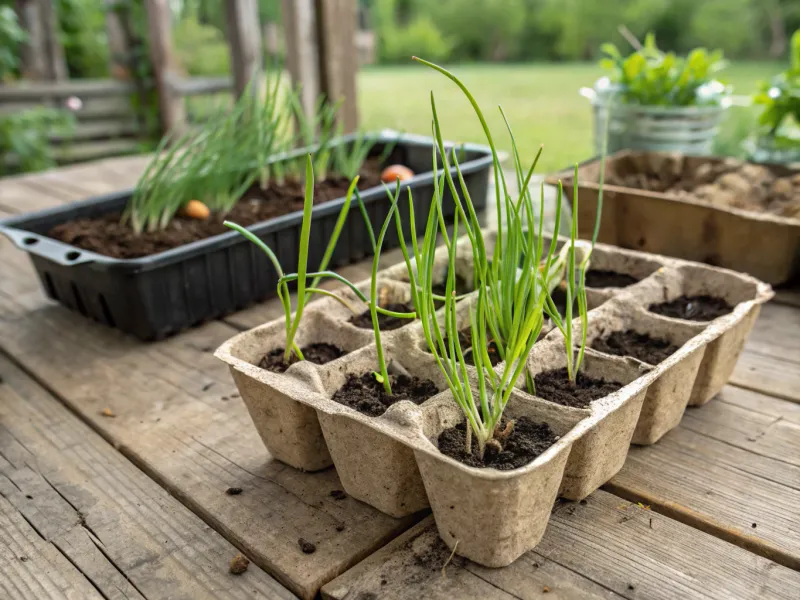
(70, 282, 87, 316)
(23, 237, 39, 246)
(99, 294, 115, 327)
(65, 251, 81, 261)
(43, 273, 58, 300)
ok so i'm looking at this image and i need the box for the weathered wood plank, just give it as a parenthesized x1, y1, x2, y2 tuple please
(728, 300, 800, 403)
(324, 492, 800, 600)
(773, 287, 800, 308)
(0, 495, 102, 600)
(741, 302, 800, 365)
(323, 516, 620, 600)
(0, 283, 421, 600)
(0, 356, 294, 600)
(730, 351, 800, 404)
(0, 79, 137, 100)
(607, 385, 800, 571)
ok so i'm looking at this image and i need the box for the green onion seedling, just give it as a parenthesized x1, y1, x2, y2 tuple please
(223, 154, 359, 363)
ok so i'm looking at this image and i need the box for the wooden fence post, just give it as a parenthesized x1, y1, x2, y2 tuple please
(104, 0, 133, 80)
(15, 0, 67, 81)
(224, 0, 263, 97)
(281, 0, 319, 121)
(143, 0, 185, 135)
(282, 0, 359, 131)
(315, 0, 358, 132)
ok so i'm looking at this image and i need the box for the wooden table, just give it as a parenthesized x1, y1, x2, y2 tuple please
(1, 157, 799, 600)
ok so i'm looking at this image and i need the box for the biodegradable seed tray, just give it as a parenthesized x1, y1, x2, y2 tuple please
(215, 232, 772, 568)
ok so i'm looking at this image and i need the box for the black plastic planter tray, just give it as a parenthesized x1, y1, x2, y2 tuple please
(0, 132, 492, 340)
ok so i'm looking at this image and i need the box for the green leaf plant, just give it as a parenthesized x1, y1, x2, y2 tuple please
(600, 32, 728, 107)
(224, 154, 418, 374)
(753, 29, 800, 146)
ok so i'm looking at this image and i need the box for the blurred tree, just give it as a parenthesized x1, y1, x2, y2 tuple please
(0, 5, 26, 80)
(57, 0, 110, 77)
(688, 0, 765, 58)
(428, 0, 526, 61)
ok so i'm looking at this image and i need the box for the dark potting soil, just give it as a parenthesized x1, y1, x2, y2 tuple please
(431, 275, 473, 308)
(258, 343, 345, 373)
(331, 372, 439, 417)
(348, 302, 415, 331)
(648, 295, 733, 322)
(437, 417, 558, 470)
(549, 288, 575, 317)
(584, 269, 639, 288)
(48, 161, 383, 259)
(592, 329, 680, 365)
(533, 367, 622, 409)
(423, 327, 500, 367)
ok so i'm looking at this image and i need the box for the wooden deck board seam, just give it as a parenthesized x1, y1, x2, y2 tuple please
(602, 481, 800, 571)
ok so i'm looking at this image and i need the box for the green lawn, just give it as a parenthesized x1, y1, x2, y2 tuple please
(358, 62, 780, 173)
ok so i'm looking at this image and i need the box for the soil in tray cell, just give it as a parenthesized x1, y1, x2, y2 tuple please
(592, 330, 680, 365)
(259, 343, 346, 373)
(584, 269, 639, 288)
(48, 161, 383, 259)
(422, 327, 501, 367)
(348, 301, 416, 331)
(438, 417, 559, 470)
(533, 367, 622, 409)
(648, 295, 733, 322)
(431, 274, 473, 308)
(332, 372, 439, 417)
(549, 288, 576, 317)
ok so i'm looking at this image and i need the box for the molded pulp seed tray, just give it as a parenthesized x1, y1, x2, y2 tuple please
(215, 232, 772, 568)
(0, 133, 492, 340)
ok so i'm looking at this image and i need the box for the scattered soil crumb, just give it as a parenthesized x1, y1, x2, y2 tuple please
(225, 487, 243, 495)
(335, 524, 345, 532)
(330, 490, 347, 500)
(628, 584, 636, 591)
(229, 554, 249, 575)
(298, 538, 316, 554)
(19, 556, 28, 562)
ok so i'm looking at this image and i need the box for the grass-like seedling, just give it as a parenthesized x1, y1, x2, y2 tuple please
(541, 168, 595, 383)
(395, 58, 586, 458)
(398, 57, 606, 458)
(223, 155, 360, 362)
(126, 77, 384, 233)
